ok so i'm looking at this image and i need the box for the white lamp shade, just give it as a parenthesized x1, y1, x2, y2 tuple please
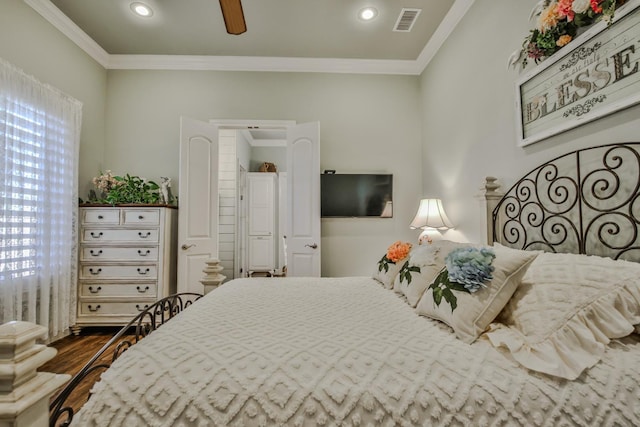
(410, 198, 454, 230)
(380, 201, 393, 218)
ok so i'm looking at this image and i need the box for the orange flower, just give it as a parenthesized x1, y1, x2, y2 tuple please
(386, 241, 412, 262)
(556, 34, 573, 47)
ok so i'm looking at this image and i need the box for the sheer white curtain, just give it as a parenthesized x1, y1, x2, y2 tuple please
(0, 58, 81, 339)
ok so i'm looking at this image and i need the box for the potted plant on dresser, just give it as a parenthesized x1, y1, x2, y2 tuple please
(72, 171, 178, 335)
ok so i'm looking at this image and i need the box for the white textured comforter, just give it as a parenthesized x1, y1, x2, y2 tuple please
(74, 277, 640, 426)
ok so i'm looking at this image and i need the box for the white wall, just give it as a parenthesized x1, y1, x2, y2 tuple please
(104, 70, 423, 276)
(419, 0, 640, 245)
(0, 0, 107, 199)
(250, 146, 287, 172)
(236, 131, 251, 170)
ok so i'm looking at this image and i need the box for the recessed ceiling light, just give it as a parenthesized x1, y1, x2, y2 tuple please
(130, 2, 153, 17)
(359, 7, 378, 21)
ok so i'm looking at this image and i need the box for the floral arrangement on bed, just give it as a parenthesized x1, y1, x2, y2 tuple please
(428, 247, 495, 312)
(377, 241, 412, 273)
(510, 0, 625, 68)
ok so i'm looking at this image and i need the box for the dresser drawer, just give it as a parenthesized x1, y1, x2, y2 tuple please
(80, 246, 159, 261)
(79, 301, 155, 316)
(80, 283, 157, 297)
(82, 228, 159, 243)
(123, 209, 160, 225)
(80, 265, 158, 280)
(82, 209, 120, 224)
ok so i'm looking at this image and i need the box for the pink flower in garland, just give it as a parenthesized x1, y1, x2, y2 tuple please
(557, 0, 576, 21)
(591, 0, 604, 13)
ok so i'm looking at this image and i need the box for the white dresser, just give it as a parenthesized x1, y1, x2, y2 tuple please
(73, 205, 177, 333)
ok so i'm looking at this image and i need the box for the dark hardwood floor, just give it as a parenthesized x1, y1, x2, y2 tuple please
(41, 327, 123, 422)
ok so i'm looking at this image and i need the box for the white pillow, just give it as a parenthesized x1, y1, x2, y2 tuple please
(393, 240, 469, 306)
(416, 243, 538, 344)
(484, 251, 640, 380)
(372, 241, 412, 289)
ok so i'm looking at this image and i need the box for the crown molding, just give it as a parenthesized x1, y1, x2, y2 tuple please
(415, 0, 476, 72)
(107, 54, 421, 75)
(24, 0, 473, 75)
(24, 0, 110, 67)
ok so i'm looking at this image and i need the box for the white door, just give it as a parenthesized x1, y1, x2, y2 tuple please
(248, 236, 274, 271)
(286, 122, 321, 277)
(247, 173, 275, 236)
(178, 117, 219, 294)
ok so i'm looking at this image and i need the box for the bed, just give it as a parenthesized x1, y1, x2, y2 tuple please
(7, 143, 640, 426)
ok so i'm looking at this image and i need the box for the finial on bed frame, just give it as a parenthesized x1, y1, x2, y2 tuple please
(0, 321, 70, 426)
(484, 176, 502, 245)
(200, 258, 226, 294)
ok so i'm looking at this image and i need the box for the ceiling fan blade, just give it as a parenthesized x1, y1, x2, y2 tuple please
(219, 0, 247, 35)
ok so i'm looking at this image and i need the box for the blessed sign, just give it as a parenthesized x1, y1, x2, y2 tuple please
(516, 1, 640, 146)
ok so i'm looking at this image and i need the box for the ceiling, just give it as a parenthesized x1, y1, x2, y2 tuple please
(26, 0, 474, 74)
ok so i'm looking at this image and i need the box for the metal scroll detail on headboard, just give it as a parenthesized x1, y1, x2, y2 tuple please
(492, 143, 640, 262)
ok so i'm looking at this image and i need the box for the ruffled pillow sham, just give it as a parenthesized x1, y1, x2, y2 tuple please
(415, 243, 539, 344)
(484, 252, 640, 380)
(372, 241, 413, 289)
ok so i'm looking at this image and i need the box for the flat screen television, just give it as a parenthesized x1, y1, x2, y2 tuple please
(321, 173, 393, 218)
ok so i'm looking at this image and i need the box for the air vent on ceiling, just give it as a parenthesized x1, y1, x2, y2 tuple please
(393, 8, 421, 32)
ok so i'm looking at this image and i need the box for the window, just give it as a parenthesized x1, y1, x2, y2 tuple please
(1, 99, 44, 279)
(0, 58, 81, 336)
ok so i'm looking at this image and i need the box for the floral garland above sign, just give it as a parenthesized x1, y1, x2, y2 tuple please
(512, 0, 640, 146)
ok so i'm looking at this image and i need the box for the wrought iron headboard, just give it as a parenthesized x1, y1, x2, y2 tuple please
(486, 143, 640, 262)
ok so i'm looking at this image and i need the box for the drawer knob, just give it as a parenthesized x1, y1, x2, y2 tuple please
(87, 304, 101, 312)
(88, 286, 102, 294)
(136, 285, 150, 293)
(137, 249, 151, 257)
(136, 304, 150, 312)
(138, 215, 144, 220)
(89, 249, 103, 257)
(98, 215, 104, 219)
(137, 268, 150, 275)
(89, 268, 102, 275)
(90, 232, 103, 239)
(138, 232, 151, 239)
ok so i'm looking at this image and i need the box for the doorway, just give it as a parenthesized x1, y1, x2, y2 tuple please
(179, 118, 321, 290)
(211, 120, 308, 281)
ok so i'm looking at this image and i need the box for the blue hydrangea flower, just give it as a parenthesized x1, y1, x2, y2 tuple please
(445, 247, 495, 292)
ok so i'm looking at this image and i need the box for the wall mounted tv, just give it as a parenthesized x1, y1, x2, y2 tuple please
(321, 173, 393, 218)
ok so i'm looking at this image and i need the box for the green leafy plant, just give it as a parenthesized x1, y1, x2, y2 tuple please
(107, 174, 160, 204)
(99, 174, 160, 205)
